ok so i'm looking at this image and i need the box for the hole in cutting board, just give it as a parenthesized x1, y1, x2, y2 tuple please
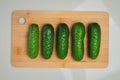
(19, 17, 26, 24)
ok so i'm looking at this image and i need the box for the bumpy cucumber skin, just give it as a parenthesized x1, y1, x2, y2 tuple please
(88, 23, 101, 59)
(42, 24, 54, 59)
(57, 23, 69, 59)
(72, 22, 85, 61)
(28, 24, 39, 59)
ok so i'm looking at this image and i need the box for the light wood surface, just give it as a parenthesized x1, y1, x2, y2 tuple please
(12, 11, 109, 68)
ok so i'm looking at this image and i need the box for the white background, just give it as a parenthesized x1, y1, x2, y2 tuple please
(0, 0, 120, 80)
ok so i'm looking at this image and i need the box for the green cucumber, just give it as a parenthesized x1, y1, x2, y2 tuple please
(42, 24, 54, 59)
(56, 23, 69, 59)
(88, 22, 101, 59)
(28, 24, 39, 59)
(72, 22, 85, 61)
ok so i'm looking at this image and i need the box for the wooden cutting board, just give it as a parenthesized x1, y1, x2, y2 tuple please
(12, 11, 109, 68)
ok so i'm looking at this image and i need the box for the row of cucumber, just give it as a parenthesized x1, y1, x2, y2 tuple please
(28, 22, 101, 61)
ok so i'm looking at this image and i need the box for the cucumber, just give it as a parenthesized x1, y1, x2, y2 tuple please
(56, 23, 69, 59)
(42, 24, 54, 59)
(88, 23, 101, 59)
(72, 22, 85, 61)
(28, 24, 39, 59)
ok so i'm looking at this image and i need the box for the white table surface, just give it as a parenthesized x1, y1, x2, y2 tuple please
(1, 0, 120, 80)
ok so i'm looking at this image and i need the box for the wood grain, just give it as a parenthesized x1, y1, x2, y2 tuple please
(12, 11, 109, 68)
